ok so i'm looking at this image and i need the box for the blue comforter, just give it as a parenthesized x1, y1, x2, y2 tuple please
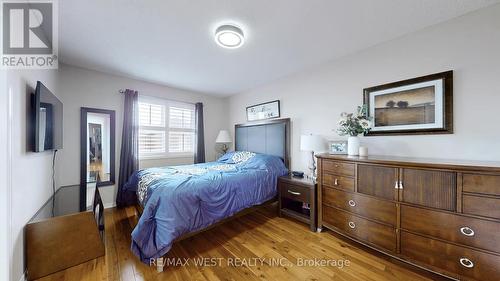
(123, 152, 288, 263)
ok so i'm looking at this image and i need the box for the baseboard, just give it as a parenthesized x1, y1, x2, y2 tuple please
(18, 271, 27, 281)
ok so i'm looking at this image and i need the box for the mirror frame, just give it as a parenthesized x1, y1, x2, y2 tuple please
(80, 107, 116, 211)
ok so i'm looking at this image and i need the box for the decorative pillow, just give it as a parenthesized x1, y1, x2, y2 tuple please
(231, 151, 256, 163)
(217, 151, 236, 163)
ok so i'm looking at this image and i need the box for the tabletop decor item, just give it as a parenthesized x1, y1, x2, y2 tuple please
(300, 134, 325, 180)
(246, 100, 280, 121)
(336, 105, 371, 156)
(359, 146, 369, 157)
(363, 71, 453, 136)
(329, 141, 348, 155)
(215, 130, 232, 154)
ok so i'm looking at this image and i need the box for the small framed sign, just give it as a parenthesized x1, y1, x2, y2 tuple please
(329, 141, 348, 155)
(246, 100, 280, 121)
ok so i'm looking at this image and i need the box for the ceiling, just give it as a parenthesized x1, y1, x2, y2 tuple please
(59, 0, 499, 96)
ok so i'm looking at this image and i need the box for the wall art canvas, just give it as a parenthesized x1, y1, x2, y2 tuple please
(364, 71, 453, 135)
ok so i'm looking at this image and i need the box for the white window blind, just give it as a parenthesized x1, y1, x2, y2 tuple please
(139, 103, 164, 127)
(138, 96, 195, 159)
(138, 101, 166, 155)
(139, 130, 165, 153)
(169, 107, 194, 129)
(168, 131, 194, 153)
(168, 106, 195, 154)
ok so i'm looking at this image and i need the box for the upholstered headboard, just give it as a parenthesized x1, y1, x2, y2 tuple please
(234, 118, 290, 168)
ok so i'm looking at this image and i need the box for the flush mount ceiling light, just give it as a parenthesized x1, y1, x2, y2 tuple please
(215, 24, 244, 49)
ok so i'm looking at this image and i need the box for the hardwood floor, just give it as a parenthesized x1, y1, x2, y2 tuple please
(36, 205, 447, 281)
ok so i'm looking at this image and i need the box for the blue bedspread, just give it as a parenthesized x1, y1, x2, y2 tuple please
(123, 152, 288, 263)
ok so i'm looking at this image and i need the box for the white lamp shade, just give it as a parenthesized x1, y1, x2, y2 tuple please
(215, 130, 232, 143)
(300, 134, 324, 152)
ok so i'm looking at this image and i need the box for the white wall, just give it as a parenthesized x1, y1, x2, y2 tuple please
(228, 4, 500, 173)
(57, 64, 228, 207)
(4, 69, 59, 281)
(0, 70, 10, 281)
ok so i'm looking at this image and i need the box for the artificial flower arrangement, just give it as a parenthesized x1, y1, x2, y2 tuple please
(336, 105, 372, 136)
(335, 105, 372, 156)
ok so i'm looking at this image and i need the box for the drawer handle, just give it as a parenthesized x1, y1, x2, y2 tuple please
(348, 221, 356, 229)
(287, 190, 301, 196)
(348, 200, 356, 207)
(459, 257, 474, 268)
(334, 178, 339, 186)
(394, 181, 404, 189)
(460, 226, 475, 237)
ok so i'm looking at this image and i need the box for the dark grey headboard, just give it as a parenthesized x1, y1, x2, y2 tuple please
(234, 118, 290, 168)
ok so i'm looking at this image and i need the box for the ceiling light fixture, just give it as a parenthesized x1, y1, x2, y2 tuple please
(215, 24, 244, 49)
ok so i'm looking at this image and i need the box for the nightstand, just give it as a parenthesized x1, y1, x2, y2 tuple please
(278, 175, 317, 231)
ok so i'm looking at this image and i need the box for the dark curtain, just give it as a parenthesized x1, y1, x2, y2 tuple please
(194, 102, 205, 163)
(116, 89, 139, 207)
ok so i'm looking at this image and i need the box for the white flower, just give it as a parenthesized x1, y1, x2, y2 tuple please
(337, 106, 372, 136)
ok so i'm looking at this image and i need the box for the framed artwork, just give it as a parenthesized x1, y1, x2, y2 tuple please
(246, 100, 280, 121)
(329, 141, 348, 155)
(364, 71, 453, 136)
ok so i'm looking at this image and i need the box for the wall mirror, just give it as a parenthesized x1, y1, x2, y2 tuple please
(80, 107, 115, 211)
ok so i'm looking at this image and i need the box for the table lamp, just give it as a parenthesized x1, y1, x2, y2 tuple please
(300, 134, 324, 180)
(215, 130, 232, 154)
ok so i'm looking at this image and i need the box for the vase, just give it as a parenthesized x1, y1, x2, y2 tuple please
(347, 136, 360, 156)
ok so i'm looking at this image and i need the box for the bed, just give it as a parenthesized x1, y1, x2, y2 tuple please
(122, 118, 290, 265)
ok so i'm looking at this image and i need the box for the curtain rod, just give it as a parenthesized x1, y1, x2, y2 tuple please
(118, 89, 199, 105)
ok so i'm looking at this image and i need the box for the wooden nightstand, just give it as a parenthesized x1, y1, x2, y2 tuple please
(278, 175, 317, 231)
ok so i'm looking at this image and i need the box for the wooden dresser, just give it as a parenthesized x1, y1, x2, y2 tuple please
(316, 154, 500, 281)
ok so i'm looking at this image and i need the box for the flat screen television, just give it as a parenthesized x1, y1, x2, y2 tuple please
(32, 81, 63, 152)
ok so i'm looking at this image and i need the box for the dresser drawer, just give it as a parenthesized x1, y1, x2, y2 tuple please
(279, 183, 310, 203)
(401, 231, 500, 281)
(463, 194, 500, 220)
(401, 205, 500, 253)
(323, 205, 396, 252)
(322, 174, 354, 191)
(323, 188, 396, 226)
(322, 160, 355, 177)
(463, 174, 500, 196)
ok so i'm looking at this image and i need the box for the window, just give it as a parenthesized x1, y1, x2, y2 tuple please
(139, 102, 166, 154)
(138, 96, 195, 159)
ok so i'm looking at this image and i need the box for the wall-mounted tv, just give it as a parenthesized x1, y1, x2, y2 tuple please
(32, 81, 63, 152)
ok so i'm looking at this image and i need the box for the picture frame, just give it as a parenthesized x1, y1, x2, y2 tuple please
(329, 141, 348, 155)
(246, 100, 280, 121)
(363, 71, 453, 136)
